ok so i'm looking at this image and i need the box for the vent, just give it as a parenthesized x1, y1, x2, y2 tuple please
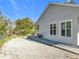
(65, 0, 75, 4)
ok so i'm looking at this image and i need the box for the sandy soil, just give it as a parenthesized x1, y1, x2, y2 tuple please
(0, 38, 78, 59)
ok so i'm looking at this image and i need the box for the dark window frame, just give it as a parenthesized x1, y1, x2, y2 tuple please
(37, 25, 39, 31)
(50, 24, 56, 35)
(61, 21, 71, 37)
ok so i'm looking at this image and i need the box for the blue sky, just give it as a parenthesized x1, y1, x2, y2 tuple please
(0, 0, 79, 22)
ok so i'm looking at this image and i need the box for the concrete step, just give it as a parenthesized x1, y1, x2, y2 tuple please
(30, 37, 79, 55)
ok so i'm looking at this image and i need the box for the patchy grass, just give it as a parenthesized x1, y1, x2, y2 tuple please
(0, 35, 11, 47)
(0, 40, 6, 47)
(0, 34, 26, 47)
(0, 34, 28, 47)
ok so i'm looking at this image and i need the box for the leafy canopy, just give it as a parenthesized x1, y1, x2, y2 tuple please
(14, 17, 35, 35)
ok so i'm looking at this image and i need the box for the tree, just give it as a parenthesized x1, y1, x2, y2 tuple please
(0, 14, 7, 34)
(0, 12, 13, 35)
(14, 17, 35, 35)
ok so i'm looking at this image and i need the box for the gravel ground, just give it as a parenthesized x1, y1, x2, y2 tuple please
(0, 38, 78, 59)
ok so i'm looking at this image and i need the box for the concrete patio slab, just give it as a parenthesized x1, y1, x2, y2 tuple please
(29, 37, 79, 55)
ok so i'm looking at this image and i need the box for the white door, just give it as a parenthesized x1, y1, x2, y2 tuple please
(77, 20, 79, 45)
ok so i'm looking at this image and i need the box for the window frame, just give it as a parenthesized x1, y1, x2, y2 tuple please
(36, 25, 39, 31)
(61, 22, 66, 36)
(66, 21, 71, 37)
(50, 23, 56, 35)
(60, 20, 72, 38)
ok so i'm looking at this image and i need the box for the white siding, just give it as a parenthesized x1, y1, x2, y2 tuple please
(77, 18, 79, 45)
(37, 4, 79, 46)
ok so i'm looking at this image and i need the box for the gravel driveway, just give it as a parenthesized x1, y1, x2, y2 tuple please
(0, 38, 79, 59)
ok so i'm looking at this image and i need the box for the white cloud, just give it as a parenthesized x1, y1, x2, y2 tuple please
(10, 0, 19, 16)
(10, 0, 18, 11)
(0, 6, 5, 15)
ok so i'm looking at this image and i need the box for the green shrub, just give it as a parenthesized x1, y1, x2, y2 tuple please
(14, 17, 35, 36)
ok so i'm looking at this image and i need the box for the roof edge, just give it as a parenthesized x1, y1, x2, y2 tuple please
(36, 3, 79, 24)
(35, 3, 50, 24)
(49, 3, 79, 7)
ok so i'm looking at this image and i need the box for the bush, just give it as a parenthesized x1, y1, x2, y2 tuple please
(14, 17, 35, 36)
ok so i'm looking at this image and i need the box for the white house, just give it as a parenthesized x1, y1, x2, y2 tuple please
(36, 0, 79, 46)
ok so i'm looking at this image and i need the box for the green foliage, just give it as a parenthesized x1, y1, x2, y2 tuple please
(0, 12, 35, 47)
(0, 12, 12, 47)
(0, 15, 8, 36)
(0, 23, 6, 31)
(14, 17, 35, 35)
(0, 34, 11, 47)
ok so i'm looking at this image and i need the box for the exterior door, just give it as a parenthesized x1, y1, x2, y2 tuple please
(77, 19, 79, 45)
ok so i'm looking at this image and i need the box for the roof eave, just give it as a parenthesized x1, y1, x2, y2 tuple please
(35, 3, 51, 24)
(36, 3, 79, 24)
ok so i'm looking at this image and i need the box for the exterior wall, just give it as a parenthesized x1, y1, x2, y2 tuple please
(36, 4, 79, 46)
(77, 18, 79, 46)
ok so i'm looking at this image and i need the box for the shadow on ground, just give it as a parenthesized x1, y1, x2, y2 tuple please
(24, 36, 79, 49)
(24, 37, 66, 46)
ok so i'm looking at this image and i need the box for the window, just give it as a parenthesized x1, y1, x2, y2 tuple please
(50, 24, 56, 35)
(37, 25, 39, 31)
(61, 22, 65, 36)
(61, 21, 71, 37)
(66, 21, 71, 37)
